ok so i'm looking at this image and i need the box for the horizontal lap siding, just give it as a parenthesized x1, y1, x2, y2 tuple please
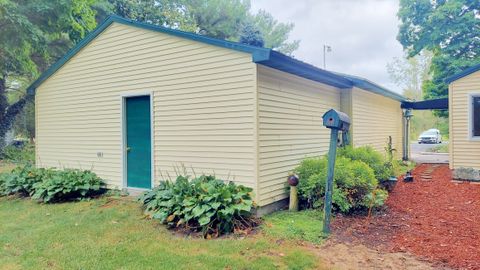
(257, 66, 341, 206)
(36, 22, 256, 189)
(351, 88, 402, 158)
(449, 71, 480, 170)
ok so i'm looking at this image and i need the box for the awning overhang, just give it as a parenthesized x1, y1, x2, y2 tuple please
(401, 98, 448, 110)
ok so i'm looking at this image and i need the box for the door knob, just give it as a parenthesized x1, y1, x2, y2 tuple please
(126, 146, 131, 152)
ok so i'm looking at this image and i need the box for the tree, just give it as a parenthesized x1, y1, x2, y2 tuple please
(180, 0, 299, 54)
(387, 51, 432, 100)
(96, 0, 197, 32)
(239, 21, 264, 47)
(387, 52, 448, 139)
(0, 0, 97, 152)
(252, 10, 299, 55)
(182, 0, 250, 40)
(397, 0, 480, 117)
(97, 1, 299, 53)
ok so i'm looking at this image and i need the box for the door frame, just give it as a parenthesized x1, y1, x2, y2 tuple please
(120, 91, 154, 190)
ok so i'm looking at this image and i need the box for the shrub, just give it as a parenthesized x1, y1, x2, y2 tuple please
(2, 143, 35, 164)
(338, 146, 394, 181)
(0, 164, 106, 202)
(139, 175, 255, 237)
(295, 156, 386, 213)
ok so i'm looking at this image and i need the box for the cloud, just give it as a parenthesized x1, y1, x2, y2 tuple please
(251, 0, 405, 94)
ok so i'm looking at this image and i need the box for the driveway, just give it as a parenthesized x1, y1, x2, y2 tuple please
(410, 142, 449, 164)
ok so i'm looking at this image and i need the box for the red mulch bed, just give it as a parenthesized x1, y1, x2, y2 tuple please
(332, 164, 480, 270)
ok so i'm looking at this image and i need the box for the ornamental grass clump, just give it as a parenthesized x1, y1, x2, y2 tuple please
(138, 175, 256, 237)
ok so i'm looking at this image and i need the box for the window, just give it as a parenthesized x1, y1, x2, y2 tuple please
(472, 95, 480, 138)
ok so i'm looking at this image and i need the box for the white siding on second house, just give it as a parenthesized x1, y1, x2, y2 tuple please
(257, 65, 341, 206)
(449, 71, 480, 170)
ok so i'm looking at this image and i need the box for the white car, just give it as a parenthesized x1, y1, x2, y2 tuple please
(418, 129, 442, 144)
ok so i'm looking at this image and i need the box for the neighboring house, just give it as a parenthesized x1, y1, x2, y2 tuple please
(446, 63, 480, 180)
(27, 15, 404, 211)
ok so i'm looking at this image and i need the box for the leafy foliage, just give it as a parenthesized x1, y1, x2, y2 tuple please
(387, 51, 432, 100)
(338, 146, 394, 181)
(239, 22, 265, 47)
(97, 0, 196, 32)
(252, 9, 299, 55)
(1, 143, 35, 164)
(138, 175, 255, 237)
(0, 164, 106, 202)
(31, 169, 105, 203)
(397, 0, 479, 117)
(0, 164, 45, 196)
(182, 0, 250, 40)
(100, 0, 299, 54)
(0, 0, 98, 152)
(295, 156, 386, 214)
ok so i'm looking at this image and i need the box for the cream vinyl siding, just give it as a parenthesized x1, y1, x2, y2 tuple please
(449, 71, 480, 170)
(35, 22, 257, 189)
(256, 66, 341, 206)
(351, 88, 403, 158)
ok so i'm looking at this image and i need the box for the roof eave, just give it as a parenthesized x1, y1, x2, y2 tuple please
(331, 72, 406, 102)
(350, 79, 406, 102)
(445, 63, 480, 84)
(255, 51, 353, 89)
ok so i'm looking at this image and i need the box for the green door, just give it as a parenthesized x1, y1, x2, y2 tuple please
(125, 96, 151, 189)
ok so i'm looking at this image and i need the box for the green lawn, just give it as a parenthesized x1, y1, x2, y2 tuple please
(0, 197, 327, 270)
(0, 162, 16, 174)
(263, 210, 325, 244)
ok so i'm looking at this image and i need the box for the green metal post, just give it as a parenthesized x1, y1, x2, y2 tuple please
(323, 128, 339, 234)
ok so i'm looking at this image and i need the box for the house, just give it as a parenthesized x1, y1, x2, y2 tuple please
(446, 63, 480, 181)
(28, 15, 405, 212)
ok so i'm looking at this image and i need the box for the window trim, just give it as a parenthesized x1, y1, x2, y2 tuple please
(469, 93, 480, 141)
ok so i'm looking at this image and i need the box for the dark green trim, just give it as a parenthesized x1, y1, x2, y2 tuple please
(258, 51, 353, 89)
(27, 15, 405, 102)
(401, 98, 448, 110)
(333, 72, 406, 102)
(445, 63, 480, 83)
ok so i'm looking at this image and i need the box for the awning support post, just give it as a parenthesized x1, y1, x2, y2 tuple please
(402, 109, 413, 161)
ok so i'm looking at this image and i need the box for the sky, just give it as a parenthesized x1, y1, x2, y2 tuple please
(250, 0, 405, 94)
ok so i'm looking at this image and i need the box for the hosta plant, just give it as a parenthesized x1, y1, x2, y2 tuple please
(31, 169, 105, 203)
(0, 164, 50, 197)
(0, 164, 106, 202)
(139, 175, 256, 237)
